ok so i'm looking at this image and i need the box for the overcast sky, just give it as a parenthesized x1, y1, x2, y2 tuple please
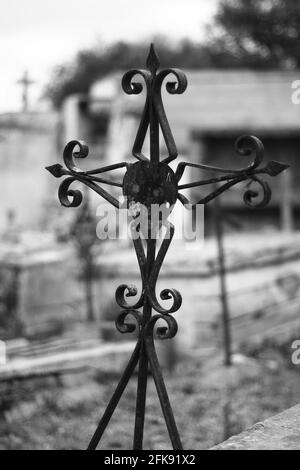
(0, 0, 218, 112)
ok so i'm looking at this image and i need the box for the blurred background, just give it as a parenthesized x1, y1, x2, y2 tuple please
(0, 0, 300, 450)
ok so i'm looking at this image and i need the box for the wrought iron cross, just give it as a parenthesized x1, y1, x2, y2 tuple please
(46, 44, 289, 450)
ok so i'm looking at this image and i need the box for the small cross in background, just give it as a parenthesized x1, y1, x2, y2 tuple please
(17, 70, 34, 112)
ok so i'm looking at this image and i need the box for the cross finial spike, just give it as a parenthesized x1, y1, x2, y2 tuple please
(146, 43, 160, 75)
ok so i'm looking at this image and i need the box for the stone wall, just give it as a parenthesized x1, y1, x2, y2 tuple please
(212, 404, 300, 450)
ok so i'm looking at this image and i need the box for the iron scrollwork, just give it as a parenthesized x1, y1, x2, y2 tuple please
(46, 44, 289, 450)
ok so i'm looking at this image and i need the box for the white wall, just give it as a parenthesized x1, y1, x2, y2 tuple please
(0, 112, 58, 231)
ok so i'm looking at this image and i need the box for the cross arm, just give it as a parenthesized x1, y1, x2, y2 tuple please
(46, 140, 128, 209)
(176, 135, 289, 208)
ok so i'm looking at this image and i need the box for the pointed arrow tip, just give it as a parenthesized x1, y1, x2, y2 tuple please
(45, 164, 64, 177)
(146, 43, 160, 75)
(266, 161, 290, 176)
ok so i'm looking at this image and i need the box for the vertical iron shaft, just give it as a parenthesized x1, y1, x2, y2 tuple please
(133, 238, 156, 449)
(133, 82, 159, 447)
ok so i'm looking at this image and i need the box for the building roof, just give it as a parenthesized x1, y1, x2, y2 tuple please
(90, 69, 300, 151)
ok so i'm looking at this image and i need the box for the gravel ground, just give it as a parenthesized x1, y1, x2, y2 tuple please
(0, 351, 299, 450)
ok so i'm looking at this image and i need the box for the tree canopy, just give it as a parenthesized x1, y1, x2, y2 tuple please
(46, 0, 300, 107)
(208, 0, 300, 68)
(46, 40, 215, 107)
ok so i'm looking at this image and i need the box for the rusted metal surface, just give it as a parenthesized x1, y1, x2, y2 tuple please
(46, 45, 289, 450)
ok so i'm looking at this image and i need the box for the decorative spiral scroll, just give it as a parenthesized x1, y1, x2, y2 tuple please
(234, 135, 264, 171)
(243, 177, 271, 208)
(115, 309, 143, 334)
(224, 135, 284, 207)
(147, 288, 182, 315)
(63, 140, 89, 173)
(115, 221, 147, 310)
(146, 223, 182, 314)
(122, 70, 151, 162)
(154, 69, 187, 164)
(145, 313, 178, 340)
(154, 69, 188, 96)
(115, 283, 144, 310)
(58, 176, 83, 208)
(121, 70, 151, 95)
